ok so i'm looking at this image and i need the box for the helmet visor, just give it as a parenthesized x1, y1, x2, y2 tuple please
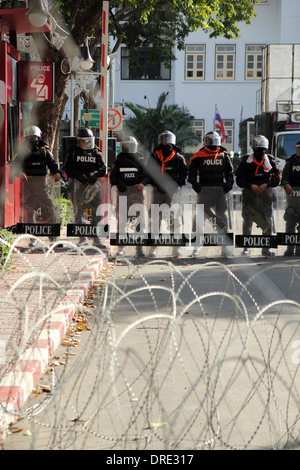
(78, 136, 95, 150)
(205, 135, 221, 147)
(158, 132, 176, 145)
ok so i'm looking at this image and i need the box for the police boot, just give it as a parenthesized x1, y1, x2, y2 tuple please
(284, 246, 295, 256)
(49, 236, 63, 248)
(116, 246, 125, 257)
(93, 238, 106, 250)
(150, 247, 157, 257)
(78, 237, 89, 247)
(28, 238, 38, 249)
(172, 247, 181, 257)
(221, 246, 232, 258)
(135, 246, 145, 259)
(262, 248, 275, 257)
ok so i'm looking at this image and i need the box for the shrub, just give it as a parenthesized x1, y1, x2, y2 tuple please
(0, 229, 14, 270)
(60, 197, 74, 227)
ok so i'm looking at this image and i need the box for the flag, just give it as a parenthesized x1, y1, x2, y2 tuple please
(215, 106, 228, 142)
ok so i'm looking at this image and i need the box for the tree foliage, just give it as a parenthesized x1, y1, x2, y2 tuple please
(1, 0, 259, 154)
(125, 92, 199, 155)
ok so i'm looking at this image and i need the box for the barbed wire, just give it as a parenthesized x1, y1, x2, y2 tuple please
(0, 236, 300, 450)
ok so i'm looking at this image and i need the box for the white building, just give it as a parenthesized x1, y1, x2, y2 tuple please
(112, 0, 300, 155)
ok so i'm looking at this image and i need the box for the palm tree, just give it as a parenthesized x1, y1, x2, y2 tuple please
(124, 92, 199, 156)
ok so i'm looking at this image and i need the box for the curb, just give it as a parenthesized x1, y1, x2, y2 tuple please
(0, 254, 107, 442)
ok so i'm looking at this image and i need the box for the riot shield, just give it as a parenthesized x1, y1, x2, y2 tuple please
(185, 186, 234, 258)
(110, 184, 151, 257)
(276, 185, 300, 256)
(17, 174, 61, 244)
(234, 185, 281, 257)
(146, 185, 185, 258)
(66, 178, 105, 245)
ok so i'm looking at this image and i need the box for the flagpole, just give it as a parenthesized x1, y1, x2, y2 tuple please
(214, 104, 217, 131)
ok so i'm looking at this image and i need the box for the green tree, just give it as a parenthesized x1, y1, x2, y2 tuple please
(2, 0, 259, 156)
(125, 92, 199, 155)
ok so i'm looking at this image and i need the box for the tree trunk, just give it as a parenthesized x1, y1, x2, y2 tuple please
(29, 0, 104, 156)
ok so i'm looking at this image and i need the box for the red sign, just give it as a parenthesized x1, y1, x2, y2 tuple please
(18, 61, 54, 102)
(108, 108, 122, 130)
(285, 124, 300, 129)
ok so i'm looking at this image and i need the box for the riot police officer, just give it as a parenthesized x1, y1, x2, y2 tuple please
(235, 135, 280, 257)
(110, 136, 150, 258)
(147, 131, 188, 256)
(12, 125, 62, 247)
(281, 140, 300, 256)
(64, 127, 106, 248)
(188, 131, 234, 256)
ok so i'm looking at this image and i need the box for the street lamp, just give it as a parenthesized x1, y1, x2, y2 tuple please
(80, 38, 94, 71)
(26, 0, 49, 28)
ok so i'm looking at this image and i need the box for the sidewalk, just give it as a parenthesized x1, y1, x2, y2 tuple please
(0, 233, 110, 440)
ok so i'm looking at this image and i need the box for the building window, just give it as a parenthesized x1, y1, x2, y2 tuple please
(192, 119, 205, 143)
(215, 45, 236, 80)
(245, 45, 264, 80)
(185, 45, 205, 80)
(121, 47, 171, 80)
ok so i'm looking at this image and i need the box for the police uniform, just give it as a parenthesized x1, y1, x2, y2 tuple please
(110, 151, 149, 193)
(12, 134, 61, 229)
(147, 143, 188, 199)
(110, 143, 150, 257)
(64, 133, 106, 245)
(188, 132, 234, 255)
(147, 132, 188, 256)
(188, 145, 234, 220)
(235, 136, 280, 256)
(281, 151, 300, 255)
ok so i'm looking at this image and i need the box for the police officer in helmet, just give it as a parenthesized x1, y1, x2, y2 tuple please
(147, 130, 188, 257)
(110, 136, 150, 258)
(188, 131, 234, 257)
(11, 125, 62, 248)
(148, 130, 187, 193)
(281, 139, 300, 256)
(235, 134, 280, 257)
(64, 127, 106, 248)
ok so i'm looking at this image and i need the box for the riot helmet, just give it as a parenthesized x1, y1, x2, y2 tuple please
(121, 136, 138, 154)
(24, 125, 42, 142)
(158, 131, 176, 146)
(77, 127, 95, 150)
(203, 131, 221, 148)
(251, 135, 269, 150)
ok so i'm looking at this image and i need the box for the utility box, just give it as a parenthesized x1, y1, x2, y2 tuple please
(261, 44, 300, 113)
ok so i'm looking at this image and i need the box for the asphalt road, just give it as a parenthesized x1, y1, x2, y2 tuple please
(2, 251, 300, 451)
